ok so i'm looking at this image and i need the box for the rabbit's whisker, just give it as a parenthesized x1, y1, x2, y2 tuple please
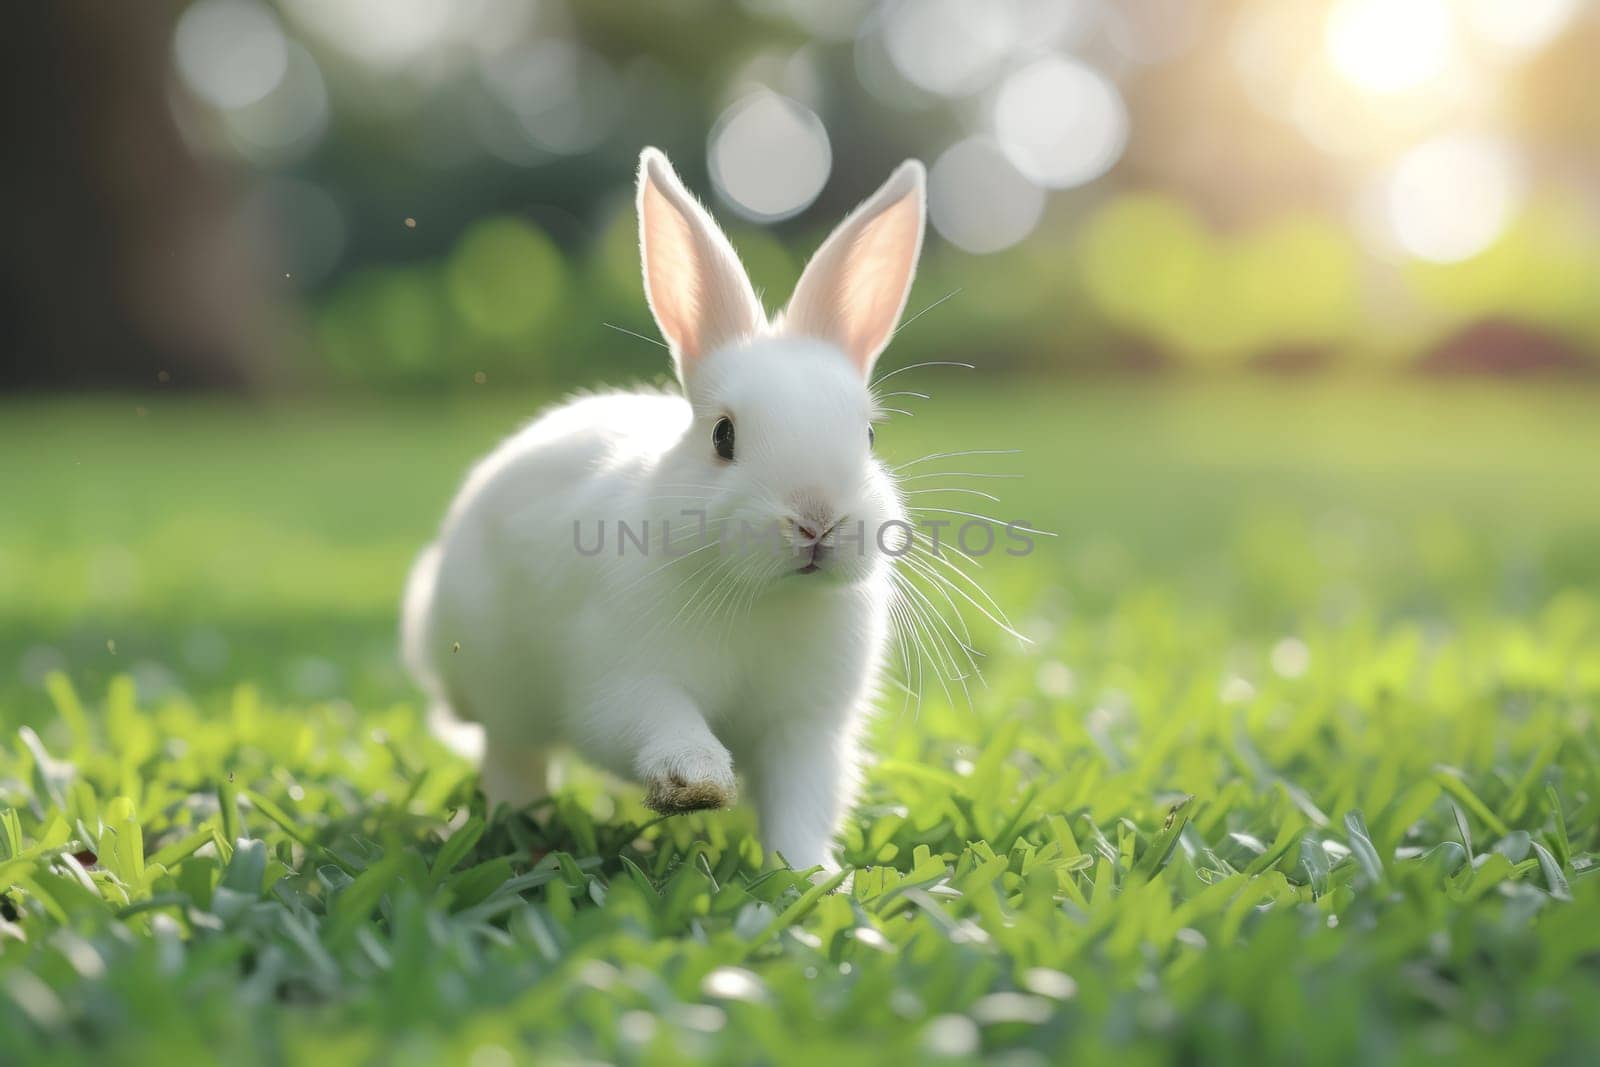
(672, 550, 752, 643)
(892, 449, 1020, 472)
(596, 517, 723, 581)
(884, 597, 922, 718)
(871, 359, 974, 388)
(887, 581, 936, 707)
(603, 537, 721, 603)
(901, 564, 985, 677)
(898, 552, 981, 653)
(893, 565, 984, 691)
(902, 486, 1002, 504)
(910, 535, 1012, 619)
(712, 557, 765, 647)
(629, 549, 726, 639)
(907, 542, 1029, 646)
(601, 321, 668, 348)
(694, 554, 749, 638)
(889, 571, 967, 709)
(890, 288, 963, 338)
(897, 471, 1023, 482)
(885, 599, 920, 717)
(637, 497, 718, 509)
(905, 506, 1056, 539)
(646, 549, 731, 635)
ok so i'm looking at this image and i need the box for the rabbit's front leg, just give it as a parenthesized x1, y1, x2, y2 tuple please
(750, 719, 860, 872)
(576, 678, 737, 814)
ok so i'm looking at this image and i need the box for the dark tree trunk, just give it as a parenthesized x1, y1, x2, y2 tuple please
(0, 2, 288, 391)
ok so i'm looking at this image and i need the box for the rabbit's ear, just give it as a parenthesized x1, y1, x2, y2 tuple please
(637, 148, 764, 375)
(783, 160, 926, 376)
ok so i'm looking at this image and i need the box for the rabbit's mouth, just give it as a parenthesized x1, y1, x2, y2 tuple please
(796, 543, 824, 574)
(790, 516, 847, 575)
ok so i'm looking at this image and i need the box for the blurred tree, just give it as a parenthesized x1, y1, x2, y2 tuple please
(1, 3, 289, 390)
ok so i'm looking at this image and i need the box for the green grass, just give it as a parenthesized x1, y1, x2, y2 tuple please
(2, 381, 1599, 1064)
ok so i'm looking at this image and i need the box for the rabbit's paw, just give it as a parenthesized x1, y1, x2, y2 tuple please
(642, 747, 737, 814)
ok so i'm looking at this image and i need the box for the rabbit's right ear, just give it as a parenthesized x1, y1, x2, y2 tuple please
(637, 148, 765, 377)
(783, 160, 925, 376)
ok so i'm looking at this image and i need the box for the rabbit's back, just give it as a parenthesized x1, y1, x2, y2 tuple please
(404, 389, 691, 735)
(447, 388, 689, 525)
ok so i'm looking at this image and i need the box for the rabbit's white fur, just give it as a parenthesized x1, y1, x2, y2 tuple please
(402, 148, 926, 870)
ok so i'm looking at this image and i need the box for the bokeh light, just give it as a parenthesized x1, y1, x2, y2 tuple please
(173, 0, 289, 110)
(278, 0, 452, 72)
(928, 138, 1045, 254)
(709, 92, 833, 222)
(243, 178, 347, 287)
(135, 0, 1600, 381)
(729, 49, 825, 109)
(1463, 0, 1583, 53)
(220, 43, 330, 165)
(446, 217, 565, 340)
(1406, 195, 1600, 322)
(1229, 2, 1321, 119)
(482, 40, 622, 157)
(993, 55, 1127, 189)
(1385, 134, 1522, 263)
(1105, 0, 1208, 65)
(1325, 0, 1454, 95)
(882, 0, 1017, 98)
(744, 0, 875, 43)
(853, 10, 941, 111)
(1012, 0, 1099, 52)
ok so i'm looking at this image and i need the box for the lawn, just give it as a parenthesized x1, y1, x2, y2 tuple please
(2, 380, 1598, 1065)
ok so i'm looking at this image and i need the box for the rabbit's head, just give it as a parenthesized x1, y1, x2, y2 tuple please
(637, 148, 926, 587)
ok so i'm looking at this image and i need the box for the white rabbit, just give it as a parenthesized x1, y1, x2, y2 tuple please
(402, 147, 926, 871)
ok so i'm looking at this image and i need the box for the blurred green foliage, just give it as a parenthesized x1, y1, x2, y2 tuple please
(1080, 197, 1360, 365)
(1408, 195, 1600, 328)
(300, 192, 1600, 389)
(445, 217, 566, 342)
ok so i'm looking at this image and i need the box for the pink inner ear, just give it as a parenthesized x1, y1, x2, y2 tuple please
(837, 192, 923, 372)
(640, 177, 707, 358)
(782, 168, 925, 378)
(638, 155, 764, 371)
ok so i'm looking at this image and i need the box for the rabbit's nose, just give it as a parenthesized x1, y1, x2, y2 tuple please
(795, 515, 843, 546)
(790, 491, 837, 543)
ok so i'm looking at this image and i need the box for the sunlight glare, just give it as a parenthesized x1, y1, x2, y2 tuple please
(1325, 0, 1454, 95)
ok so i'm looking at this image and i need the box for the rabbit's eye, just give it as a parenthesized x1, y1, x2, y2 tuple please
(868, 425, 876, 448)
(712, 416, 735, 461)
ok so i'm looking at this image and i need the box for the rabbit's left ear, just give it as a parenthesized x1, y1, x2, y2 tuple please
(784, 160, 926, 376)
(637, 147, 765, 378)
